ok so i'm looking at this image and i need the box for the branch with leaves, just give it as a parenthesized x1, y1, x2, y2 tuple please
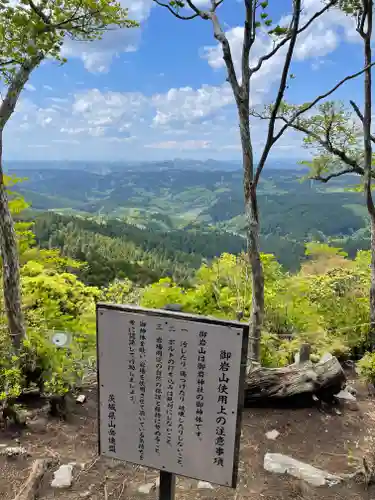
(0, 0, 138, 352)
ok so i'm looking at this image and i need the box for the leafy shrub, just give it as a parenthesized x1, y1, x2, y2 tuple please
(0, 327, 22, 404)
(21, 329, 87, 396)
(357, 352, 375, 385)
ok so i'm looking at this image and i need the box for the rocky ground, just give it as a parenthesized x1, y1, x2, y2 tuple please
(1, 376, 375, 500)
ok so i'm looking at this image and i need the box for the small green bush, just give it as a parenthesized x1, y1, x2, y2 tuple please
(357, 352, 375, 384)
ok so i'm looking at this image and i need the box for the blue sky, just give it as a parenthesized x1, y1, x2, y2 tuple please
(5, 0, 366, 162)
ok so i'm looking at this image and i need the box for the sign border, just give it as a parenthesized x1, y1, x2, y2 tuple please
(96, 302, 249, 489)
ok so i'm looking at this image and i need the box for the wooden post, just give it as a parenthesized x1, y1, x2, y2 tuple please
(159, 471, 176, 500)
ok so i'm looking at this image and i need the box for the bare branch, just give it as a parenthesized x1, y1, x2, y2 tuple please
(242, 0, 256, 97)
(27, 0, 50, 23)
(250, 0, 337, 74)
(209, 11, 241, 98)
(273, 61, 375, 143)
(311, 168, 358, 183)
(281, 117, 362, 172)
(186, 0, 208, 18)
(213, 0, 224, 9)
(350, 99, 375, 143)
(0, 60, 18, 68)
(254, 0, 302, 187)
(153, 0, 199, 20)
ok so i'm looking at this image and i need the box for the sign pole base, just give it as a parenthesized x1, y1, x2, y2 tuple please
(159, 471, 175, 500)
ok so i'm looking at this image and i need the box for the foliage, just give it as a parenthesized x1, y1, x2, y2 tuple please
(0, 0, 137, 84)
(0, 187, 99, 407)
(2, 178, 375, 403)
(141, 244, 373, 367)
(100, 278, 140, 305)
(15, 165, 372, 275)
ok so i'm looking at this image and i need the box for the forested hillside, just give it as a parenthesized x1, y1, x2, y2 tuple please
(10, 163, 370, 272)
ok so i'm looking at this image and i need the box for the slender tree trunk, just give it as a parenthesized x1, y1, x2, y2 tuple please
(246, 189, 264, 363)
(238, 102, 264, 363)
(370, 214, 375, 350)
(0, 129, 25, 351)
(361, 0, 375, 350)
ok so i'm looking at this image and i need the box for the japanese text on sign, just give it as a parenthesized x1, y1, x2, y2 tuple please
(97, 305, 247, 488)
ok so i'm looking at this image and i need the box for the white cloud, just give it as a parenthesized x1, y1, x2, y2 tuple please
(152, 84, 234, 126)
(3, 0, 363, 163)
(61, 0, 152, 73)
(201, 1, 358, 106)
(43, 85, 53, 91)
(72, 89, 148, 126)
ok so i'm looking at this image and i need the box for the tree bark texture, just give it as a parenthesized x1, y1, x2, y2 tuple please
(0, 131, 26, 351)
(245, 194, 264, 364)
(361, 0, 375, 350)
(370, 215, 375, 350)
(239, 102, 264, 364)
(0, 56, 43, 350)
(244, 356, 346, 407)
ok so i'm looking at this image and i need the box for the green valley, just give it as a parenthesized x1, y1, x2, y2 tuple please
(8, 161, 370, 278)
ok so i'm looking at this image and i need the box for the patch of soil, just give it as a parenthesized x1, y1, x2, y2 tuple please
(1, 379, 375, 500)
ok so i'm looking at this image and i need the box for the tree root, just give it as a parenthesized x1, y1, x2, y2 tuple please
(12, 458, 52, 500)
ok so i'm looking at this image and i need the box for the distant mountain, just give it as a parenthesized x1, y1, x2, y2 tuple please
(5, 158, 300, 173)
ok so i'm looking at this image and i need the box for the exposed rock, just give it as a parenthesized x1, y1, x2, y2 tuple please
(334, 389, 359, 410)
(0, 446, 29, 457)
(264, 453, 342, 487)
(197, 481, 214, 489)
(76, 395, 86, 404)
(266, 429, 280, 440)
(335, 390, 356, 402)
(51, 464, 74, 488)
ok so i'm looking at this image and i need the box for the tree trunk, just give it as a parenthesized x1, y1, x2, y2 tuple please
(238, 99, 264, 364)
(369, 214, 375, 350)
(246, 190, 264, 364)
(362, 0, 374, 350)
(244, 356, 346, 407)
(0, 129, 26, 351)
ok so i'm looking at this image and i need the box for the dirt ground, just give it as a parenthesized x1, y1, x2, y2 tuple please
(1, 377, 375, 500)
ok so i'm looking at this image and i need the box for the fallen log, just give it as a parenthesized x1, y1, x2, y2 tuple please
(13, 458, 52, 500)
(245, 356, 346, 407)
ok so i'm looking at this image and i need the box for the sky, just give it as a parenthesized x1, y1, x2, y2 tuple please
(4, 0, 367, 162)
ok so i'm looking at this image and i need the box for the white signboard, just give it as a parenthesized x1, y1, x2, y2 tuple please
(97, 304, 248, 488)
